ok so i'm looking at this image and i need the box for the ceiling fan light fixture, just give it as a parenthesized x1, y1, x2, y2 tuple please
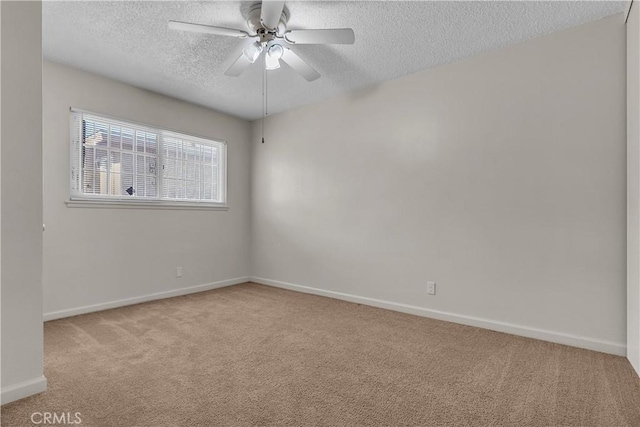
(265, 44, 284, 70)
(268, 44, 284, 59)
(243, 41, 263, 64)
(265, 53, 281, 70)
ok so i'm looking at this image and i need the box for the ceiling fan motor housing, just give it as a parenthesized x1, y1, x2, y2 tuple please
(247, 3, 287, 35)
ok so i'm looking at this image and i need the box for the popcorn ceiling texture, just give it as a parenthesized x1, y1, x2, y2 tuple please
(43, 1, 626, 120)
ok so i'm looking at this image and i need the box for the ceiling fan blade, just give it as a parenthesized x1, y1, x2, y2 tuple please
(225, 53, 253, 77)
(281, 48, 320, 82)
(260, 0, 285, 30)
(168, 21, 250, 38)
(284, 28, 355, 45)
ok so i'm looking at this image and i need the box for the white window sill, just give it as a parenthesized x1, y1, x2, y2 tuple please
(65, 199, 229, 211)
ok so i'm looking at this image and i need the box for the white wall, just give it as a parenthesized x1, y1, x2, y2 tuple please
(627, 2, 640, 375)
(42, 61, 251, 318)
(1, 1, 46, 404)
(251, 15, 627, 355)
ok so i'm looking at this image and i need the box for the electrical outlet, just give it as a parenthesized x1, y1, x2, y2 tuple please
(176, 267, 183, 278)
(427, 281, 436, 295)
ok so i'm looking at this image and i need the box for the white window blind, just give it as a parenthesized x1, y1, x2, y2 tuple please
(70, 110, 226, 206)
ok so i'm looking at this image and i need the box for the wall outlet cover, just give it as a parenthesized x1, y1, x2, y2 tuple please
(427, 281, 436, 295)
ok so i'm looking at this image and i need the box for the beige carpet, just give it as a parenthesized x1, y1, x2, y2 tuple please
(2, 283, 639, 426)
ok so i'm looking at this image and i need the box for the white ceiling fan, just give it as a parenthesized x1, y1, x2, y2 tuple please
(168, 0, 355, 82)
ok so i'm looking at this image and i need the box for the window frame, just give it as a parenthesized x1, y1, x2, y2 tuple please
(67, 108, 228, 210)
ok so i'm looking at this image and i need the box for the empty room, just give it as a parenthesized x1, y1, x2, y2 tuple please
(2, 0, 640, 426)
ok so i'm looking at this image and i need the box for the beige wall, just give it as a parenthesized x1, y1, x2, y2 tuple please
(251, 15, 627, 355)
(42, 61, 252, 318)
(1, 1, 46, 404)
(628, 2, 640, 375)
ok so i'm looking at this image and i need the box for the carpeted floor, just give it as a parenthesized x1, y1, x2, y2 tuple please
(2, 283, 640, 426)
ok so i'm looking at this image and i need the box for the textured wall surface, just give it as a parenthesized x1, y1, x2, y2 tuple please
(628, 2, 640, 375)
(1, 1, 46, 404)
(251, 16, 627, 353)
(42, 61, 252, 317)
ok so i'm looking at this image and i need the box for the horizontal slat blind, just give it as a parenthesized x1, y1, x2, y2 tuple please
(70, 111, 226, 204)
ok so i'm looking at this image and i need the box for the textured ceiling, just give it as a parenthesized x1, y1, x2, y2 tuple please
(43, 1, 626, 121)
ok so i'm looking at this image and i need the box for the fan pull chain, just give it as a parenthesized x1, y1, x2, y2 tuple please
(261, 51, 267, 144)
(265, 54, 269, 117)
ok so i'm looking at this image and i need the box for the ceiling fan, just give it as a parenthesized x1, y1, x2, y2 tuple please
(168, 0, 355, 82)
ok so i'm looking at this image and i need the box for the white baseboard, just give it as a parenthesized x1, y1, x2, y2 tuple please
(41, 275, 627, 356)
(251, 277, 626, 357)
(43, 277, 250, 321)
(1, 376, 47, 405)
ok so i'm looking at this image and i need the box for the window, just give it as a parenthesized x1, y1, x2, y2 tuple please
(70, 110, 226, 207)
